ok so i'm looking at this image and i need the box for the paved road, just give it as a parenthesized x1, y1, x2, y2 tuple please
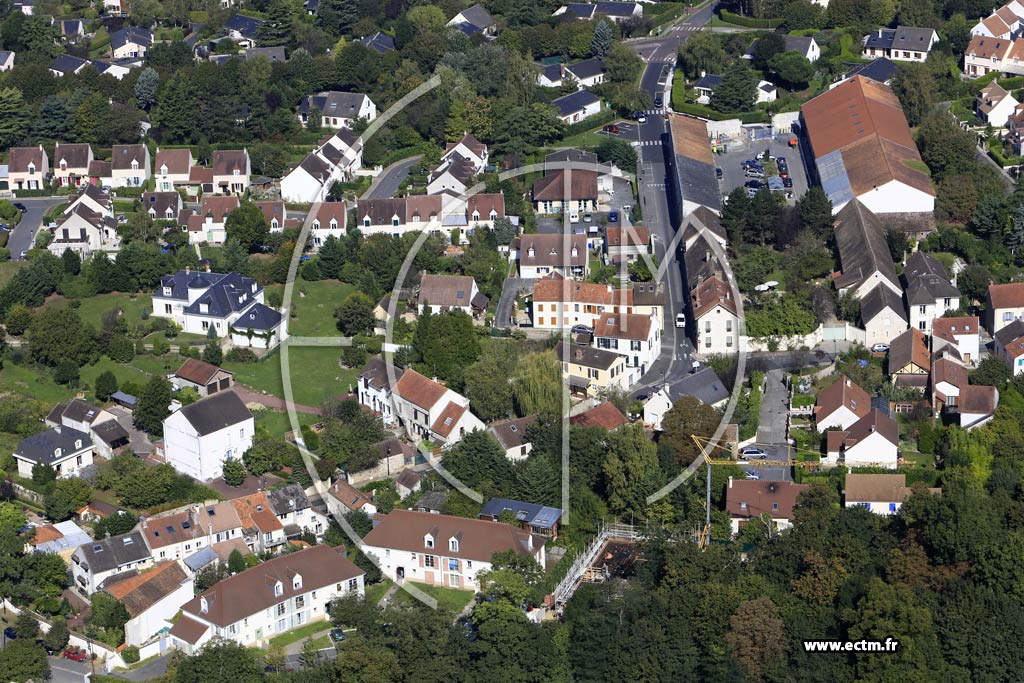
(362, 156, 421, 199)
(629, 1, 719, 62)
(751, 368, 793, 482)
(495, 277, 533, 328)
(49, 655, 92, 683)
(9, 197, 66, 260)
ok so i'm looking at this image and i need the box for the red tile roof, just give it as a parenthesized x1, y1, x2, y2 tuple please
(814, 375, 870, 423)
(569, 402, 628, 430)
(989, 282, 1024, 309)
(393, 368, 448, 411)
(174, 358, 229, 386)
(726, 480, 808, 520)
(432, 401, 467, 437)
(691, 275, 737, 318)
(593, 312, 652, 341)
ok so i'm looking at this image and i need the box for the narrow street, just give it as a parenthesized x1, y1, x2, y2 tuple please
(753, 369, 793, 482)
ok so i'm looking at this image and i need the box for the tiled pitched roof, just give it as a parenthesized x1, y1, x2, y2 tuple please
(691, 275, 736, 318)
(988, 282, 1024, 309)
(569, 402, 628, 430)
(532, 169, 598, 200)
(833, 200, 900, 293)
(726, 480, 808, 519)
(393, 368, 448, 411)
(519, 234, 588, 268)
(431, 401, 467, 437)
(889, 328, 930, 373)
(419, 274, 478, 309)
(111, 144, 147, 171)
(231, 492, 284, 534)
(103, 561, 188, 617)
(814, 375, 870, 422)
(593, 312, 652, 341)
(174, 358, 229, 386)
(932, 316, 979, 344)
(212, 150, 248, 177)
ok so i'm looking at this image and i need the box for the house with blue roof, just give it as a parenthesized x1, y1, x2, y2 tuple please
(551, 89, 602, 125)
(479, 497, 565, 538)
(152, 268, 287, 349)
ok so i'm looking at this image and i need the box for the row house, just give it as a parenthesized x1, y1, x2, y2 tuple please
(141, 501, 245, 562)
(932, 316, 980, 366)
(256, 200, 286, 232)
(356, 193, 507, 238)
(183, 195, 239, 244)
(531, 168, 603, 215)
(142, 191, 184, 221)
(212, 149, 251, 195)
(902, 251, 960, 335)
(426, 133, 489, 196)
(103, 560, 193, 647)
(964, 35, 1024, 77)
(995, 318, 1024, 373)
(690, 274, 738, 356)
(977, 81, 1020, 126)
(265, 483, 330, 540)
(70, 530, 153, 594)
(308, 201, 346, 248)
(987, 281, 1024, 334)
(357, 357, 401, 427)
(280, 129, 362, 202)
(361, 509, 545, 589)
(53, 142, 93, 187)
(111, 144, 151, 188)
(558, 343, 629, 397)
(972, 1, 1024, 38)
(531, 275, 662, 331)
(592, 312, 660, 379)
(231, 492, 288, 554)
(7, 145, 48, 190)
(170, 545, 364, 653)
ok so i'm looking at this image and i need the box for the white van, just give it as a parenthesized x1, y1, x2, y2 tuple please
(569, 211, 580, 223)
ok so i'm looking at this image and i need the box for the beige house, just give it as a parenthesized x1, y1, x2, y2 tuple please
(691, 275, 738, 355)
(154, 148, 194, 191)
(861, 284, 908, 347)
(558, 343, 629, 396)
(517, 234, 589, 279)
(531, 169, 602, 214)
(111, 144, 151, 188)
(531, 275, 661, 331)
(212, 150, 251, 195)
(987, 282, 1024, 334)
(8, 145, 48, 190)
(53, 142, 93, 187)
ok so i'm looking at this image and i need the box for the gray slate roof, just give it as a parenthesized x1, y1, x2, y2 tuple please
(355, 32, 395, 53)
(225, 14, 262, 38)
(903, 252, 959, 305)
(75, 530, 150, 574)
(16, 427, 92, 465)
(566, 57, 604, 80)
(455, 4, 494, 30)
(110, 27, 153, 50)
(266, 483, 313, 515)
(845, 57, 897, 84)
(551, 89, 601, 117)
(694, 74, 722, 89)
(230, 302, 282, 331)
(51, 54, 90, 75)
(833, 200, 899, 293)
(860, 283, 907, 324)
(669, 366, 729, 405)
(300, 91, 369, 117)
(479, 497, 563, 530)
(176, 390, 252, 436)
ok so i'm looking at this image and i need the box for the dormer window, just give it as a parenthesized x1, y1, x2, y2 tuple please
(161, 164, 168, 175)
(449, 537, 459, 552)
(472, 211, 480, 220)
(392, 216, 399, 227)
(75, 440, 82, 449)
(131, 160, 138, 170)
(293, 574, 302, 590)
(54, 448, 62, 458)
(490, 210, 497, 219)
(163, 287, 171, 296)
(61, 161, 67, 171)
(363, 216, 370, 227)
(200, 596, 208, 613)
(199, 303, 209, 314)
(274, 580, 283, 597)
(28, 163, 35, 175)
(330, 219, 338, 229)
(233, 169, 239, 176)
(424, 534, 434, 549)
(312, 220, 321, 230)
(528, 246, 535, 257)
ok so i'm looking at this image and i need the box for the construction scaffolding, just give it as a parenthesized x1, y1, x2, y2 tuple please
(549, 522, 644, 614)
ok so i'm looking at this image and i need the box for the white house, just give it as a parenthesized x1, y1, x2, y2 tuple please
(425, 135, 489, 195)
(958, 385, 999, 430)
(783, 35, 820, 62)
(592, 311, 660, 380)
(140, 503, 244, 562)
(52, 142, 93, 187)
(550, 90, 602, 125)
(169, 545, 364, 654)
(70, 531, 153, 594)
(531, 276, 661, 332)
(0, 50, 14, 72)
(110, 26, 152, 59)
(48, 203, 120, 259)
(642, 387, 674, 431)
(265, 483, 330, 540)
(553, 2, 642, 23)
(844, 473, 940, 515)
(517, 233, 589, 279)
(13, 426, 93, 479)
(230, 492, 289, 554)
(183, 195, 239, 245)
(824, 409, 899, 469)
(977, 81, 1020, 126)
(903, 251, 960, 335)
(418, 274, 487, 318)
(690, 275, 738, 355)
(280, 129, 362, 202)
(489, 415, 538, 461)
(298, 91, 377, 129)
(142, 192, 184, 221)
(212, 150, 251, 195)
(862, 26, 938, 62)
(604, 225, 650, 265)
(564, 57, 606, 89)
(861, 284, 909, 347)
(357, 357, 401, 427)
(814, 376, 871, 431)
(309, 201, 346, 247)
(153, 148, 194, 191)
(361, 509, 545, 589)
(391, 368, 484, 447)
(110, 144, 151, 188)
(256, 201, 287, 232)
(102, 561, 194, 647)
(151, 268, 267, 338)
(162, 390, 254, 481)
(446, 3, 495, 36)
(45, 399, 128, 460)
(932, 316, 981, 366)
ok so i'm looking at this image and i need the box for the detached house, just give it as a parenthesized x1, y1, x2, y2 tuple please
(592, 311, 660, 379)
(170, 545, 364, 653)
(889, 327, 931, 389)
(71, 530, 153, 594)
(170, 358, 234, 397)
(977, 81, 1020, 126)
(605, 226, 651, 266)
(489, 415, 538, 462)
(280, 129, 362, 202)
(309, 201, 346, 247)
(392, 369, 484, 447)
(110, 26, 152, 58)
(553, 2, 642, 23)
(995, 319, 1024, 373)
(13, 425, 93, 479)
(862, 26, 938, 62)
(49, 185, 120, 259)
(212, 150, 251, 195)
(563, 58, 606, 89)
(517, 233, 589, 278)
(690, 274, 739, 355)
(861, 284, 908, 347)
(154, 148, 194, 191)
(110, 144, 151, 188)
(418, 274, 488, 318)
(824, 409, 899, 469)
(362, 509, 545, 588)
(0, 50, 14, 72)
(446, 3, 495, 36)
(162, 390, 254, 481)
(726, 479, 808, 535)
(844, 473, 940, 515)
(184, 195, 239, 244)
(298, 91, 377, 129)
(141, 503, 244, 562)
(225, 13, 263, 45)
(814, 376, 870, 431)
(8, 145, 48, 191)
(987, 282, 1024, 334)
(903, 251, 960, 334)
(551, 90, 602, 125)
(45, 398, 128, 459)
(52, 142, 93, 187)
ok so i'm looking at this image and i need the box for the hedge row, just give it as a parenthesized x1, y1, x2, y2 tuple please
(673, 102, 770, 124)
(718, 10, 783, 28)
(562, 108, 618, 139)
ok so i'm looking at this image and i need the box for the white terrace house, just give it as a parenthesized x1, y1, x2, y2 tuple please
(169, 545, 364, 654)
(70, 530, 153, 594)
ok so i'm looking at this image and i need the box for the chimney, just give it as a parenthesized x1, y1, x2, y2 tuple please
(53, 425, 61, 434)
(700, 69, 706, 78)
(184, 265, 190, 275)
(140, 515, 147, 529)
(728, 476, 733, 489)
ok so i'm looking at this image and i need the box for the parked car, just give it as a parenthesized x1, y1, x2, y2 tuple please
(4, 626, 17, 639)
(13, 203, 26, 212)
(871, 343, 890, 353)
(608, 210, 619, 222)
(777, 156, 787, 166)
(740, 446, 769, 460)
(759, 151, 776, 161)
(715, 168, 723, 179)
(19, 251, 27, 259)
(64, 647, 88, 662)
(744, 169, 765, 179)
(583, 212, 592, 223)
(602, 124, 619, 134)
(675, 313, 686, 328)
(744, 179, 766, 189)
(742, 160, 763, 170)
(329, 628, 346, 644)
(569, 211, 580, 223)
(632, 111, 647, 123)
(744, 470, 760, 480)
(571, 324, 593, 335)
(654, 93, 663, 107)
(782, 177, 793, 188)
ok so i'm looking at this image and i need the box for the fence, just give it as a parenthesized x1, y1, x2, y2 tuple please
(1, 599, 127, 671)
(745, 322, 867, 352)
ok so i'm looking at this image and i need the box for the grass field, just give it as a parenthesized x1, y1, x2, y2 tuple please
(223, 346, 358, 407)
(49, 292, 153, 329)
(0, 261, 24, 287)
(363, 580, 393, 606)
(267, 620, 332, 649)
(254, 408, 319, 439)
(392, 583, 475, 613)
(0, 359, 81, 404)
(288, 280, 357, 337)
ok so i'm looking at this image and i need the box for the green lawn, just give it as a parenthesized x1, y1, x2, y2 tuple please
(0, 360, 81, 404)
(288, 280, 357, 337)
(223, 346, 358, 407)
(0, 261, 23, 286)
(267, 620, 332, 649)
(363, 580, 393, 606)
(51, 292, 153, 329)
(392, 583, 475, 613)
(254, 408, 319, 439)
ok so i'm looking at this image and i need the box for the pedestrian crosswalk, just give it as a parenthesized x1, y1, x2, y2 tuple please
(631, 140, 663, 147)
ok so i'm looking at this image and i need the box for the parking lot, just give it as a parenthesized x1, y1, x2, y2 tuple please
(715, 136, 810, 206)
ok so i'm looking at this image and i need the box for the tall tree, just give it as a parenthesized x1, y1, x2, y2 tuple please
(725, 597, 787, 681)
(134, 376, 172, 435)
(225, 204, 270, 253)
(590, 20, 613, 57)
(511, 350, 562, 418)
(710, 63, 756, 113)
(603, 424, 662, 517)
(134, 68, 160, 110)
(678, 30, 726, 79)
(152, 73, 197, 143)
(0, 87, 30, 149)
